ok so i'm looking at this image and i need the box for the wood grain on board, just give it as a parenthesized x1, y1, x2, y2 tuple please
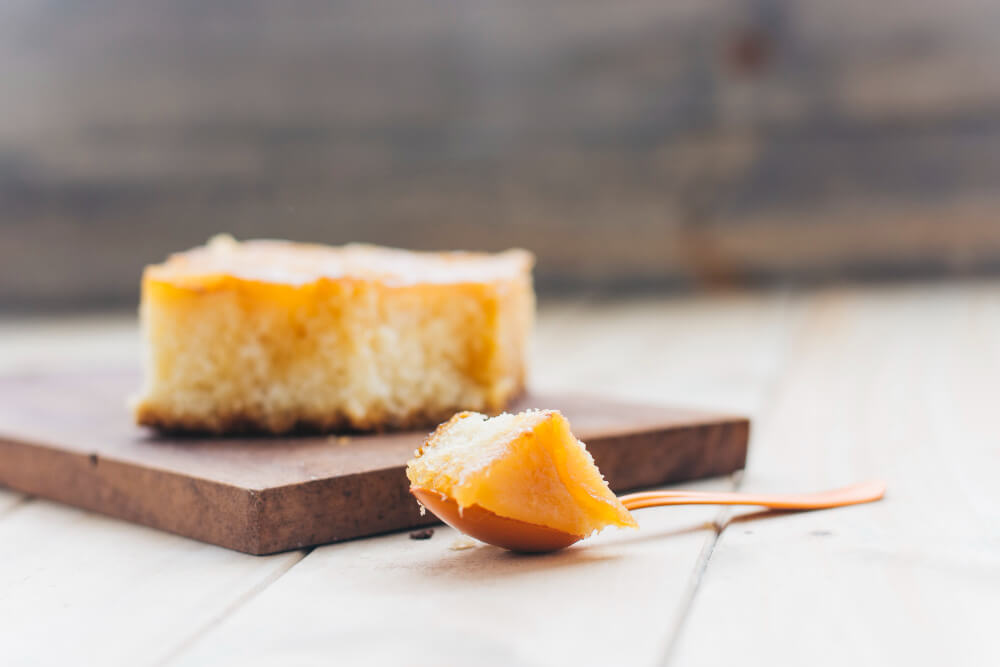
(0, 371, 749, 555)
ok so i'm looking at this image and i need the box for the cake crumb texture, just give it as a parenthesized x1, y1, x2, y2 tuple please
(133, 237, 534, 434)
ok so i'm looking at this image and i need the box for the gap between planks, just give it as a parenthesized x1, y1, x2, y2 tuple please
(658, 290, 806, 666)
(157, 547, 316, 666)
(658, 501, 734, 666)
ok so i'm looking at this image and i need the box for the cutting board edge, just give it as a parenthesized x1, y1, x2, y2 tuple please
(0, 435, 262, 553)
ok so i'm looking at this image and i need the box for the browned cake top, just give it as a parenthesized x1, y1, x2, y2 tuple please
(145, 235, 534, 288)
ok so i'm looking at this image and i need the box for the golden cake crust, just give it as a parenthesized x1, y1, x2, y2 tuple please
(145, 236, 534, 289)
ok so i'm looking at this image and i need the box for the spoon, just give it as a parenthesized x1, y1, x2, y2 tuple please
(410, 480, 886, 553)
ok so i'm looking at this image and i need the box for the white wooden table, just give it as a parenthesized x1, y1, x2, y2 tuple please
(1, 282, 997, 666)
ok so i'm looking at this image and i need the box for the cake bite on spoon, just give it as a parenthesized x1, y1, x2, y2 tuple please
(407, 410, 637, 552)
(408, 409, 886, 553)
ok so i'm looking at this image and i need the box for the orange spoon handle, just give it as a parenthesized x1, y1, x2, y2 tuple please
(620, 480, 886, 512)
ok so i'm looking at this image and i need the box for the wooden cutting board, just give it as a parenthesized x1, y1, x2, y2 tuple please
(0, 372, 749, 555)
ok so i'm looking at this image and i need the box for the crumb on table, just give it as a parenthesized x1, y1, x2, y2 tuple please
(409, 528, 435, 540)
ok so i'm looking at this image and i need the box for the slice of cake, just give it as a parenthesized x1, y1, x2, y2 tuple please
(133, 236, 534, 434)
(407, 410, 636, 541)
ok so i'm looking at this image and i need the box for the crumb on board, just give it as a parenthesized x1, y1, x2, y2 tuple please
(409, 528, 435, 540)
(449, 535, 480, 551)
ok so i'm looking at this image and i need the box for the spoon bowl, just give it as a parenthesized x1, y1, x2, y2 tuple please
(410, 487, 580, 552)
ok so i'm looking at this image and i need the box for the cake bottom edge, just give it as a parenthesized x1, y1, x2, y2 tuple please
(133, 385, 527, 436)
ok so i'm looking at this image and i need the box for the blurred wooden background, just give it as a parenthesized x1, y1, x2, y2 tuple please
(3, 0, 1000, 309)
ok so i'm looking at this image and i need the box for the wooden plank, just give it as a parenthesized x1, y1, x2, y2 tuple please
(669, 282, 1000, 665)
(691, 209, 1000, 285)
(531, 292, 800, 415)
(0, 0, 730, 308)
(0, 371, 748, 555)
(0, 499, 304, 667)
(166, 480, 731, 667)
(9, 1, 1000, 307)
